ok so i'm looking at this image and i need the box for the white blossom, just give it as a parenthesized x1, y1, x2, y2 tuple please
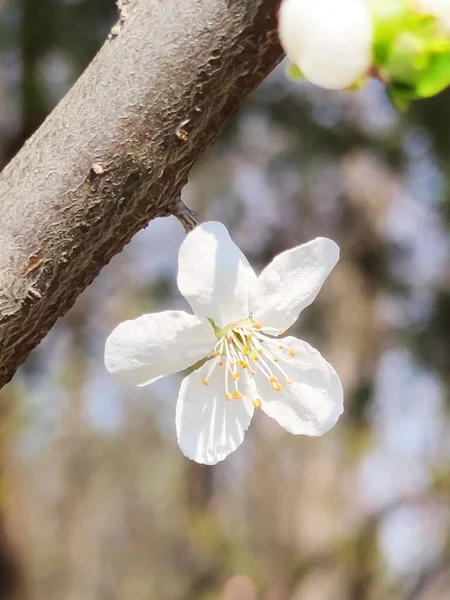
(105, 222, 344, 465)
(278, 0, 374, 89)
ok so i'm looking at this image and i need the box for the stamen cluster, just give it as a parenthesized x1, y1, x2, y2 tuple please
(201, 321, 295, 408)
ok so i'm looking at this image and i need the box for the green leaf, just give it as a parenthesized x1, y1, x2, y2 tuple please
(415, 49, 450, 97)
(371, 0, 415, 64)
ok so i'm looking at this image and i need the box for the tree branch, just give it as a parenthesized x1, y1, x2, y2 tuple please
(0, 0, 283, 388)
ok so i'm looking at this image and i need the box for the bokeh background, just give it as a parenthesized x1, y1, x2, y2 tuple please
(1, 1, 450, 599)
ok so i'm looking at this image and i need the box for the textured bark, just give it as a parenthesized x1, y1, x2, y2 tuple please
(0, 0, 283, 388)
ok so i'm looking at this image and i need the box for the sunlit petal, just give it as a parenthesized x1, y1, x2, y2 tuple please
(251, 237, 339, 332)
(105, 311, 215, 387)
(177, 222, 257, 327)
(176, 364, 254, 465)
(256, 336, 343, 435)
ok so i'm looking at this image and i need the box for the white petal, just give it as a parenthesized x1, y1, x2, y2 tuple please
(105, 311, 216, 386)
(176, 364, 254, 465)
(279, 0, 373, 89)
(416, 0, 450, 32)
(251, 237, 339, 331)
(177, 222, 257, 328)
(257, 336, 343, 436)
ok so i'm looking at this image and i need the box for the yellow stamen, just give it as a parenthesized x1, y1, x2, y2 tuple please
(279, 329, 285, 335)
(250, 352, 259, 361)
(225, 393, 232, 401)
(233, 391, 242, 399)
(273, 383, 282, 392)
(243, 346, 249, 355)
(257, 348, 263, 355)
(202, 379, 209, 386)
(273, 356, 279, 362)
(279, 344, 285, 350)
(253, 323, 262, 329)
(269, 376, 278, 383)
(246, 332, 253, 339)
(232, 372, 240, 380)
(289, 348, 296, 357)
(253, 399, 262, 408)
(286, 377, 294, 385)
(240, 361, 248, 369)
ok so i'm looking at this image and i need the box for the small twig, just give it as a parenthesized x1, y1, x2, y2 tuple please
(173, 196, 199, 232)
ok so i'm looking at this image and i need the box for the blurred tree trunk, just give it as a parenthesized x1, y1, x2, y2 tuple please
(0, 3, 57, 598)
(8, 0, 56, 157)
(0, 397, 29, 600)
(0, 0, 283, 389)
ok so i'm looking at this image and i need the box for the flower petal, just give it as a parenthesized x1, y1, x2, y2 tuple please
(251, 237, 339, 331)
(104, 311, 216, 387)
(257, 336, 343, 436)
(416, 0, 450, 33)
(176, 363, 254, 465)
(177, 222, 257, 327)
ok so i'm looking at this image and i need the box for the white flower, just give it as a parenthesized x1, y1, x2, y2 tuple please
(278, 0, 374, 89)
(105, 222, 343, 465)
(414, 0, 450, 33)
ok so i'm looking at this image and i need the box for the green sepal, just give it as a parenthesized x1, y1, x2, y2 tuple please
(185, 356, 211, 376)
(207, 317, 220, 336)
(285, 61, 304, 82)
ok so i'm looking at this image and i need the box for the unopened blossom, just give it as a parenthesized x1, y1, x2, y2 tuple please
(278, 0, 374, 89)
(105, 222, 343, 465)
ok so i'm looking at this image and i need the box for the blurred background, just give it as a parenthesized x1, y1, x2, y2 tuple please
(1, 1, 450, 599)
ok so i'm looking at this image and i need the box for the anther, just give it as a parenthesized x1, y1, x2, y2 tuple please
(253, 323, 262, 329)
(273, 383, 282, 392)
(269, 376, 278, 383)
(250, 352, 259, 361)
(226, 393, 232, 401)
(286, 377, 294, 385)
(243, 347, 249, 355)
(279, 329, 285, 334)
(289, 348, 296, 357)
(233, 391, 242, 399)
(257, 348, 263, 354)
(240, 361, 248, 369)
(253, 399, 262, 408)
(247, 332, 254, 339)
(202, 379, 210, 386)
(279, 344, 285, 350)
(232, 373, 240, 380)
(273, 357, 279, 362)
(218, 361, 224, 367)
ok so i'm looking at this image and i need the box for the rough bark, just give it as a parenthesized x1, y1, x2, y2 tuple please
(0, 0, 283, 388)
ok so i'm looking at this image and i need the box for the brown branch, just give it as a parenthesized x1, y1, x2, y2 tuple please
(0, 0, 284, 388)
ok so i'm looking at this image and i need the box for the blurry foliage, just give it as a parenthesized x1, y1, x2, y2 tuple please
(1, 1, 450, 600)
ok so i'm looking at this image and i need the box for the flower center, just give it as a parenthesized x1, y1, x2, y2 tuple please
(201, 319, 295, 408)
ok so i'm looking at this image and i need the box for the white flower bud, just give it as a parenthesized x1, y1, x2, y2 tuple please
(415, 0, 450, 33)
(278, 0, 374, 89)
